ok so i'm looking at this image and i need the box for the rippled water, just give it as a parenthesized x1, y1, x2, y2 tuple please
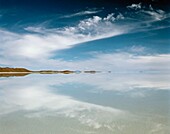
(0, 73, 169, 134)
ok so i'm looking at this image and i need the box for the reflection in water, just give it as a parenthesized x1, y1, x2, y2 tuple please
(0, 73, 30, 77)
(0, 70, 99, 78)
(0, 73, 169, 134)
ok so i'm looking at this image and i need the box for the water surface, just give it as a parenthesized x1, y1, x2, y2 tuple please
(0, 73, 169, 134)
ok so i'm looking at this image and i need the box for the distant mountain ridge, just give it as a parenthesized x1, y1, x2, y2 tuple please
(0, 67, 31, 72)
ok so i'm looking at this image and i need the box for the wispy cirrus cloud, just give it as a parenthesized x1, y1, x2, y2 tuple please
(141, 9, 166, 21)
(61, 9, 102, 18)
(0, 4, 169, 70)
(0, 14, 128, 61)
(126, 3, 169, 22)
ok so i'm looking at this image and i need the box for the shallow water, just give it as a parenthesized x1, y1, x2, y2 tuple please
(0, 73, 169, 134)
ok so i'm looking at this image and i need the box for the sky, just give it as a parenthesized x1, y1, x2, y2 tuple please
(0, 0, 169, 71)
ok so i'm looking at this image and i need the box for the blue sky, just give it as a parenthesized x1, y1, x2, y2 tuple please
(0, 0, 169, 71)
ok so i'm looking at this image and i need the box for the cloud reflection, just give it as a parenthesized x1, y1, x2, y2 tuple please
(0, 73, 169, 132)
(0, 74, 127, 130)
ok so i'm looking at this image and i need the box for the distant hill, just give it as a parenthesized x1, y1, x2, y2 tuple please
(0, 67, 31, 72)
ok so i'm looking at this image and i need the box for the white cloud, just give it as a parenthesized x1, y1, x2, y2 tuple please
(24, 27, 45, 33)
(103, 13, 124, 22)
(0, 27, 170, 72)
(42, 52, 169, 73)
(127, 3, 169, 24)
(103, 13, 115, 21)
(142, 9, 166, 21)
(127, 3, 142, 10)
(1, 38, 170, 72)
(0, 6, 169, 69)
(126, 3, 169, 23)
(0, 14, 128, 60)
(61, 9, 101, 18)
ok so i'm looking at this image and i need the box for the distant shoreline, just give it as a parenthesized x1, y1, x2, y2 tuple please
(0, 67, 99, 77)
